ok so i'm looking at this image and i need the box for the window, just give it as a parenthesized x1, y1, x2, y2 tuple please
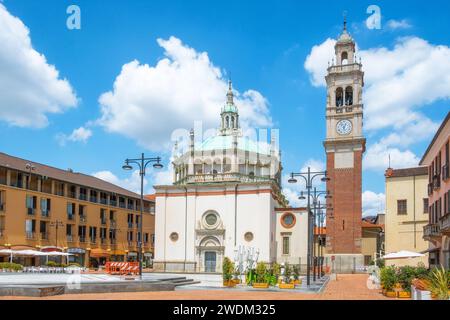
(205, 213, 217, 226)
(282, 237, 290, 255)
(25, 219, 35, 239)
(151, 234, 155, 244)
(281, 213, 296, 228)
(26, 195, 37, 215)
(127, 231, 133, 242)
(0, 190, 5, 211)
(423, 198, 429, 214)
(67, 203, 75, 220)
(170, 232, 179, 242)
(89, 227, 97, 242)
(41, 198, 51, 217)
(78, 226, 86, 242)
(335, 88, 344, 107)
(144, 233, 149, 244)
(244, 232, 254, 242)
(397, 200, 407, 215)
(345, 86, 353, 106)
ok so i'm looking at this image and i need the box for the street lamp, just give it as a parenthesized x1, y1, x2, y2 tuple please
(288, 167, 329, 287)
(122, 153, 163, 280)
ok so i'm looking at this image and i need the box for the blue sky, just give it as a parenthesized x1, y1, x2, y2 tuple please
(0, 0, 449, 215)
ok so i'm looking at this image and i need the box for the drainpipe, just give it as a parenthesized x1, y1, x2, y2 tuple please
(184, 186, 188, 272)
(413, 175, 417, 248)
(234, 184, 238, 247)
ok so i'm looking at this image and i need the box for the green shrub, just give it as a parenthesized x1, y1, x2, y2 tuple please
(414, 263, 429, 280)
(46, 261, 58, 267)
(255, 262, 267, 283)
(266, 262, 281, 286)
(284, 263, 292, 284)
(380, 266, 397, 291)
(397, 266, 416, 291)
(293, 265, 300, 281)
(428, 266, 450, 300)
(222, 257, 234, 281)
(68, 263, 81, 267)
(0, 262, 23, 271)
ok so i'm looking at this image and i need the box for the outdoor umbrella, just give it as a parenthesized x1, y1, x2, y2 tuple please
(382, 250, 425, 260)
(0, 249, 15, 263)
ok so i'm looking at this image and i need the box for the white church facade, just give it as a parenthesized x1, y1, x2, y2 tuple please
(154, 82, 308, 272)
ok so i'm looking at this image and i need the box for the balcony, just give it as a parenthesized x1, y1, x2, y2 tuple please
(40, 232, 49, 241)
(110, 200, 117, 207)
(26, 232, 36, 240)
(67, 214, 75, 221)
(428, 183, 434, 196)
(327, 63, 362, 74)
(423, 223, 441, 240)
(27, 207, 35, 216)
(79, 236, 86, 243)
(67, 235, 74, 242)
(41, 210, 50, 218)
(443, 164, 450, 181)
(89, 197, 98, 203)
(79, 194, 87, 201)
(176, 173, 273, 185)
(440, 213, 450, 235)
(100, 198, 108, 205)
(433, 175, 441, 190)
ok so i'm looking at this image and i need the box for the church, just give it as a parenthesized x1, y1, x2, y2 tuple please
(153, 20, 365, 273)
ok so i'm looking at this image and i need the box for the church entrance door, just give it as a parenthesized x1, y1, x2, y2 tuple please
(204, 251, 217, 272)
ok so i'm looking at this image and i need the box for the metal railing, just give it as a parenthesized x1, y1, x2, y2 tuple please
(41, 210, 50, 218)
(26, 232, 36, 240)
(66, 235, 74, 242)
(440, 213, 450, 233)
(27, 207, 35, 215)
(40, 232, 49, 240)
(424, 223, 441, 239)
(176, 172, 273, 185)
(327, 63, 362, 73)
(442, 164, 450, 180)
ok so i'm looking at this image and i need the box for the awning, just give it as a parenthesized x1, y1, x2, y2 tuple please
(420, 247, 440, 254)
(383, 250, 425, 260)
(111, 250, 126, 255)
(89, 249, 110, 257)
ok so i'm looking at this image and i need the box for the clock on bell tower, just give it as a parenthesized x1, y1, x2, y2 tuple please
(324, 18, 366, 256)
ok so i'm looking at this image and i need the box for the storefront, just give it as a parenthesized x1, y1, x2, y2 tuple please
(110, 250, 126, 262)
(144, 252, 153, 268)
(127, 251, 138, 262)
(40, 247, 63, 265)
(89, 248, 110, 269)
(67, 248, 86, 266)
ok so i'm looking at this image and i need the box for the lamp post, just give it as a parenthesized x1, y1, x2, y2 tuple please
(288, 167, 329, 287)
(298, 188, 332, 281)
(122, 153, 163, 280)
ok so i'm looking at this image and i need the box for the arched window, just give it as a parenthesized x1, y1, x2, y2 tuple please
(226, 116, 230, 128)
(345, 86, 353, 106)
(335, 88, 344, 107)
(341, 51, 348, 65)
(231, 116, 235, 128)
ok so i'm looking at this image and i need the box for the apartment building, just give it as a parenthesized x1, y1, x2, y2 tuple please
(420, 111, 450, 269)
(385, 166, 429, 267)
(0, 152, 155, 268)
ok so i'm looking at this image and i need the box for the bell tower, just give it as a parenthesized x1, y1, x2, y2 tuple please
(324, 18, 366, 257)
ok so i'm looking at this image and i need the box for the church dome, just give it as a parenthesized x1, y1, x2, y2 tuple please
(222, 103, 238, 114)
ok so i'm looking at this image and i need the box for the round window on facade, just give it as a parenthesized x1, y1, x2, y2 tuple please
(281, 213, 296, 229)
(169, 232, 179, 242)
(244, 232, 254, 242)
(205, 213, 218, 226)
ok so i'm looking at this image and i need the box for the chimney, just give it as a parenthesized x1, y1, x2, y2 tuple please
(385, 167, 394, 178)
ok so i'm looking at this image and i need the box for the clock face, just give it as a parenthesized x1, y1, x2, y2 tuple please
(336, 120, 352, 135)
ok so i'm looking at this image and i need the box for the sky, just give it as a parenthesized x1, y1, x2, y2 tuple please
(0, 0, 449, 216)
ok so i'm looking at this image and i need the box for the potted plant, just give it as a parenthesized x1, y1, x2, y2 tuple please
(222, 257, 235, 287)
(428, 266, 450, 300)
(397, 266, 415, 298)
(266, 263, 280, 286)
(380, 266, 397, 298)
(252, 262, 269, 289)
(292, 265, 302, 286)
(279, 263, 295, 289)
(232, 266, 241, 284)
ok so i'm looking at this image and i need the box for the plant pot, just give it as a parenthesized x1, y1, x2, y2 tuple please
(398, 291, 411, 299)
(252, 283, 269, 289)
(279, 283, 295, 289)
(385, 291, 397, 298)
(232, 279, 241, 285)
(293, 279, 302, 286)
(223, 280, 236, 287)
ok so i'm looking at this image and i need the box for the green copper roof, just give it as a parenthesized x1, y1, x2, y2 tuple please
(195, 135, 271, 155)
(222, 103, 238, 113)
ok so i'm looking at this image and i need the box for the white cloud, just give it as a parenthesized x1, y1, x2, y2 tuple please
(56, 126, 93, 146)
(92, 170, 148, 194)
(304, 38, 336, 87)
(364, 142, 420, 172)
(386, 19, 412, 30)
(98, 36, 272, 151)
(362, 191, 385, 217)
(0, 4, 77, 128)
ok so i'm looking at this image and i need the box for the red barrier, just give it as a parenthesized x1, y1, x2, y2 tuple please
(105, 262, 140, 275)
